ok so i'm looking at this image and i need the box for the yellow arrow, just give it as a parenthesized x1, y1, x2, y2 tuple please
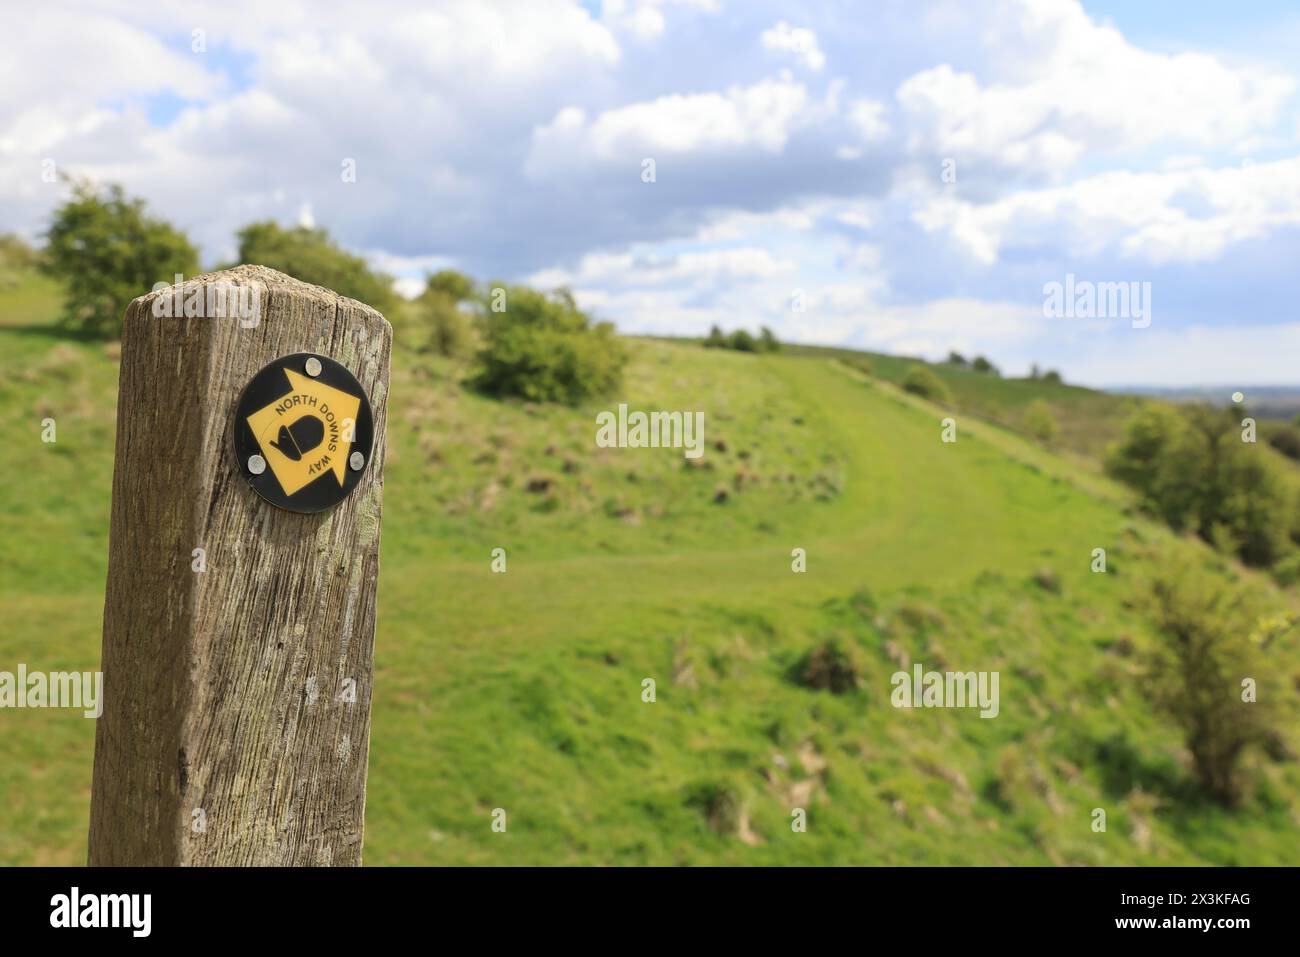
(245, 367, 361, 496)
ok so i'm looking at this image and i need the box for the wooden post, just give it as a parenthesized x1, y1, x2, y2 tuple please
(88, 265, 391, 866)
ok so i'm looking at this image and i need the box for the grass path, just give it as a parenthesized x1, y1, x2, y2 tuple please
(363, 352, 1134, 863)
(380, 354, 1124, 653)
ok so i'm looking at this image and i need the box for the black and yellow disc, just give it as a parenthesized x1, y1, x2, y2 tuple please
(232, 353, 374, 513)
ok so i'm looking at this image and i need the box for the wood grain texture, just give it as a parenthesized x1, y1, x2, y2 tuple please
(88, 265, 391, 866)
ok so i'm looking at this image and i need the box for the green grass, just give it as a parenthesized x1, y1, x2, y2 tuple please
(2, 274, 1299, 865)
(777, 341, 1135, 461)
(0, 268, 63, 331)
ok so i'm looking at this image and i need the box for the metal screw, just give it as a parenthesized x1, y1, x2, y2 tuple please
(349, 451, 365, 471)
(248, 454, 267, 475)
(305, 356, 322, 377)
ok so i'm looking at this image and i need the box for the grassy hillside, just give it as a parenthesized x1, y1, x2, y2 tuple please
(2, 274, 1299, 865)
(774, 341, 1135, 461)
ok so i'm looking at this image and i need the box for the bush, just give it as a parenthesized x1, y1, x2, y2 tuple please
(701, 325, 776, 352)
(1267, 424, 1300, 461)
(793, 636, 863, 694)
(425, 268, 475, 303)
(473, 285, 627, 404)
(901, 365, 952, 404)
(946, 351, 968, 366)
(1042, 369, 1063, 384)
(728, 329, 757, 352)
(421, 292, 478, 359)
(408, 270, 478, 359)
(1272, 552, 1300, 588)
(236, 221, 398, 316)
(1142, 563, 1275, 806)
(43, 180, 199, 338)
(1106, 403, 1289, 568)
(972, 355, 999, 375)
(1024, 399, 1059, 443)
(685, 781, 744, 835)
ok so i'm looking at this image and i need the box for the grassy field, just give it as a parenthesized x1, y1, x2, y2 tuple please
(2, 272, 1299, 865)
(777, 340, 1136, 461)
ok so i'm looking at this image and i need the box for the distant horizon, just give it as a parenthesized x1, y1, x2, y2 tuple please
(629, 332, 1300, 393)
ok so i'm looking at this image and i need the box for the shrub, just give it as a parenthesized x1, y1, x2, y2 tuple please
(1024, 399, 1059, 443)
(685, 781, 743, 835)
(43, 180, 199, 338)
(1106, 403, 1288, 567)
(1272, 552, 1300, 588)
(1142, 563, 1275, 806)
(409, 270, 479, 358)
(421, 292, 478, 359)
(425, 268, 475, 303)
(901, 364, 952, 404)
(1267, 424, 1300, 461)
(728, 329, 757, 352)
(1032, 566, 1061, 593)
(946, 351, 968, 366)
(972, 355, 999, 375)
(473, 285, 627, 404)
(793, 636, 863, 694)
(236, 221, 398, 316)
(1042, 369, 1063, 384)
(702, 326, 775, 352)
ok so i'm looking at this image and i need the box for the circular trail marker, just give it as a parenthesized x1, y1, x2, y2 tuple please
(233, 353, 375, 513)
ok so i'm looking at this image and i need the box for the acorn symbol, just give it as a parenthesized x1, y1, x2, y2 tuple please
(268, 416, 325, 461)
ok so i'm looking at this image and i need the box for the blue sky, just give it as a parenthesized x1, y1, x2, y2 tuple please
(3, 0, 1299, 386)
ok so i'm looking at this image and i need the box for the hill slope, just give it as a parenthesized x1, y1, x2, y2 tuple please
(1, 279, 1298, 865)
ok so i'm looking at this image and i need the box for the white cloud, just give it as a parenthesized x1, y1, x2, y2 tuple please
(526, 73, 811, 177)
(528, 246, 799, 290)
(896, 0, 1294, 175)
(392, 277, 425, 300)
(4, 0, 1300, 386)
(760, 21, 826, 71)
(1049, 322, 1300, 387)
(602, 0, 719, 41)
(846, 99, 890, 142)
(914, 156, 1300, 265)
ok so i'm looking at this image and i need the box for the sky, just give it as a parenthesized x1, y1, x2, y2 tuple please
(2, 0, 1299, 387)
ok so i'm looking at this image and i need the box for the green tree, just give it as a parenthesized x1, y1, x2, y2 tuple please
(703, 325, 727, 348)
(1107, 404, 1288, 567)
(728, 329, 757, 352)
(1024, 399, 1059, 443)
(416, 271, 479, 359)
(1143, 563, 1277, 806)
(425, 268, 476, 303)
(43, 180, 199, 338)
(1266, 423, 1300, 461)
(473, 285, 627, 404)
(236, 221, 397, 316)
(972, 355, 999, 375)
(946, 351, 968, 366)
(758, 326, 781, 353)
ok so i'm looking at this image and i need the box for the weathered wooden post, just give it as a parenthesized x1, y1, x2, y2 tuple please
(88, 265, 391, 866)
